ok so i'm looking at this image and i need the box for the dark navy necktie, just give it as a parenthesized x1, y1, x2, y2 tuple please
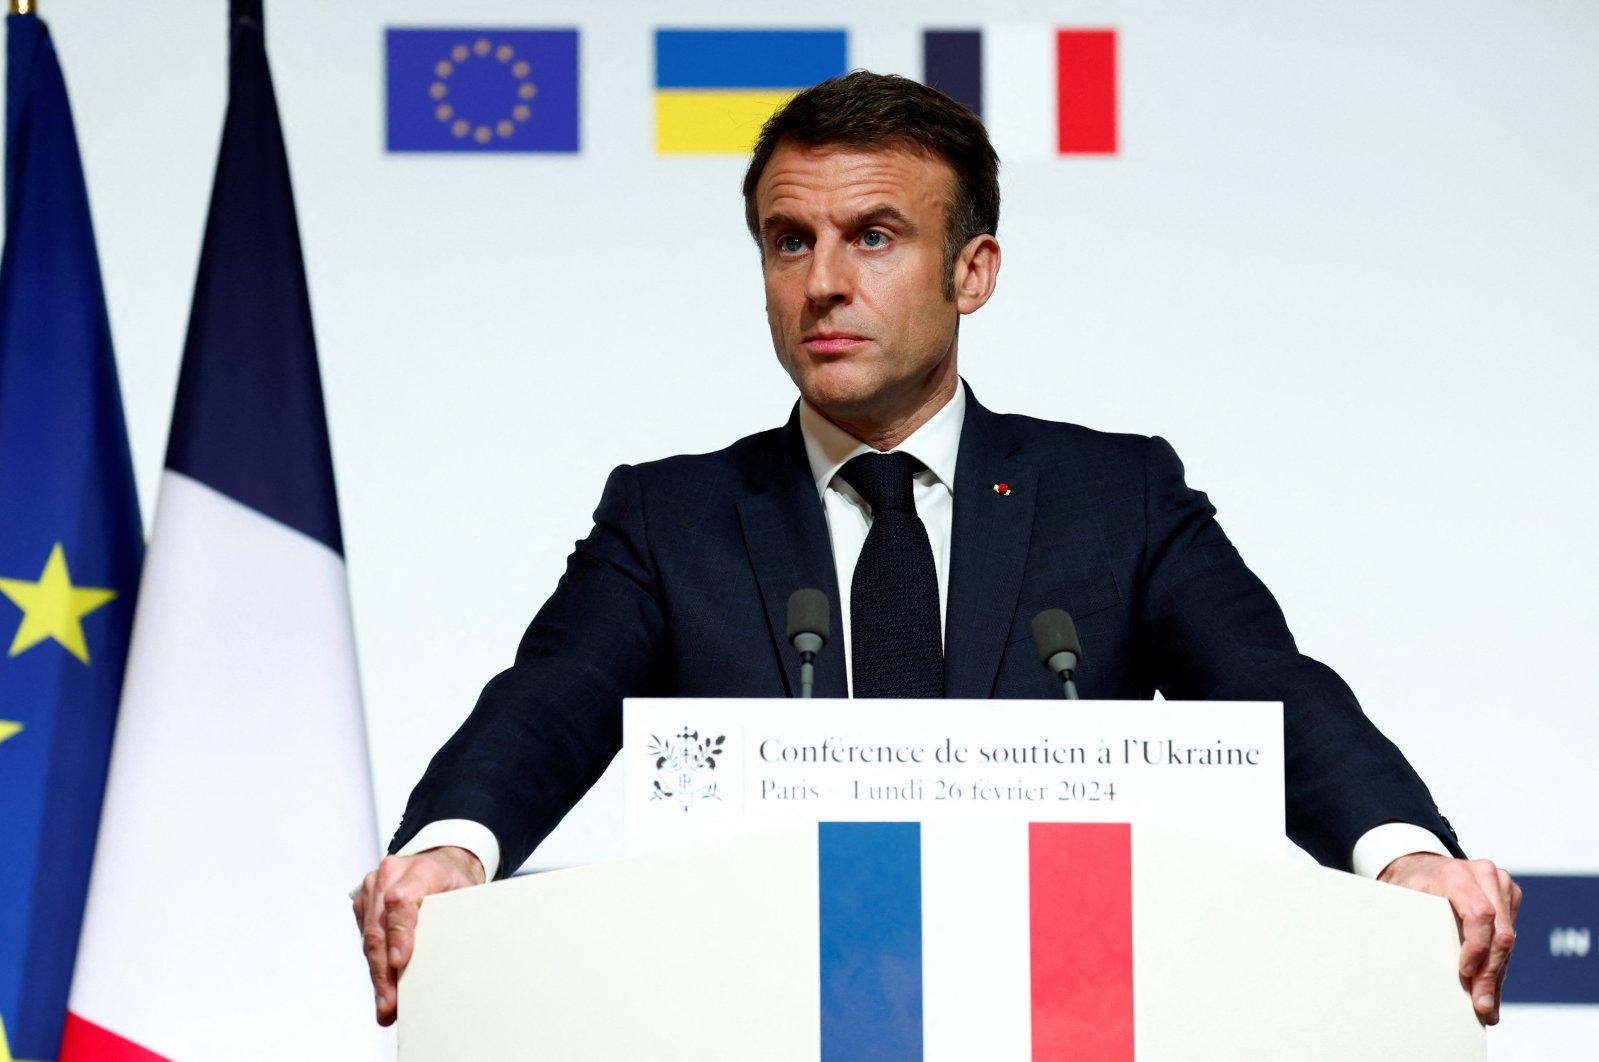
(840, 451, 944, 698)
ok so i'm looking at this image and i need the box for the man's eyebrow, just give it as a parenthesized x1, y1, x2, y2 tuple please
(760, 213, 809, 243)
(759, 205, 919, 244)
(843, 205, 917, 235)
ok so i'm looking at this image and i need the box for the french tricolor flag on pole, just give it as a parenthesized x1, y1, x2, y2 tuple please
(923, 28, 1118, 158)
(61, 2, 384, 1058)
(821, 822, 1132, 1062)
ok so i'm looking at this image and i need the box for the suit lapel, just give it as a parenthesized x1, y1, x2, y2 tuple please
(736, 410, 848, 699)
(945, 389, 1037, 698)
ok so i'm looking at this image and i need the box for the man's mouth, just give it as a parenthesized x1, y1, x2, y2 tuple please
(802, 332, 869, 355)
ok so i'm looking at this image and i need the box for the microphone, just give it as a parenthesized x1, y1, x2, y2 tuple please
(786, 589, 830, 699)
(1031, 609, 1082, 700)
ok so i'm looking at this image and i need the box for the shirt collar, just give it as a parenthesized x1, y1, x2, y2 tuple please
(798, 381, 966, 499)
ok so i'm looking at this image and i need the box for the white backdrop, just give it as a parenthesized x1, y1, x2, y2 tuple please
(6, 1, 1595, 1056)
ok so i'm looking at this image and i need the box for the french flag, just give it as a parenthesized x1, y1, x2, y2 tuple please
(923, 28, 1119, 158)
(60, 3, 384, 1058)
(821, 822, 1132, 1062)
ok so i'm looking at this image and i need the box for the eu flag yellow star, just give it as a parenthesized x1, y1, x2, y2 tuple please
(0, 721, 21, 746)
(0, 1010, 50, 1062)
(0, 543, 117, 664)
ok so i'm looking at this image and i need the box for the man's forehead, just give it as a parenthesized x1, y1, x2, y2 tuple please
(754, 140, 954, 219)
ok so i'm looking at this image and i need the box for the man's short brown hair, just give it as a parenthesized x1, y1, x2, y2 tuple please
(742, 71, 1000, 295)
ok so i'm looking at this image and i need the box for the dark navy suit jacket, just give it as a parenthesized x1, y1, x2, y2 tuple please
(391, 389, 1461, 875)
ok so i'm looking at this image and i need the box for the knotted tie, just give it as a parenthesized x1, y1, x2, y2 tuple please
(840, 451, 944, 698)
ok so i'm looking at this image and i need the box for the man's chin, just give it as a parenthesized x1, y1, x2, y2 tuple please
(794, 374, 880, 421)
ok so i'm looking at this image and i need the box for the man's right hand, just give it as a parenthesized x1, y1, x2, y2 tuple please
(353, 847, 486, 1026)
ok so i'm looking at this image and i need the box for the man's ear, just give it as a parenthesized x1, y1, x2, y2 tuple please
(953, 234, 1001, 315)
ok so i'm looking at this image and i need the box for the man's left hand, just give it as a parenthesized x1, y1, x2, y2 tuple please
(1379, 853, 1521, 1025)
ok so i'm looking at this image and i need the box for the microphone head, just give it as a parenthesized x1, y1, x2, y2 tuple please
(787, 588, 830, 647)
(1031, 609, 1082, 668)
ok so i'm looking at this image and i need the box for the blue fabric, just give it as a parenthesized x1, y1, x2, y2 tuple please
(392, 386, 1461, 877)
(0, 13, 143, 1057)
(819, 823, 924, 1061)
(164, 1, 343, 553)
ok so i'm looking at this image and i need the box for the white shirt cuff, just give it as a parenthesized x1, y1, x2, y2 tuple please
(1351, 822, 1451, 879)
(395, 819, 502, 882)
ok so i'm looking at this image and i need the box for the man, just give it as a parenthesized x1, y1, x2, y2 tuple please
(356, 72, 1518, 1029)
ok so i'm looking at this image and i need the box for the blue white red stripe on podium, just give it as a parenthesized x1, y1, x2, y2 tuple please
(818, 822, 1134, 1061)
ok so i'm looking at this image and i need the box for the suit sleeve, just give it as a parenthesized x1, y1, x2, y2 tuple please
(1136, 436, 1463, 869)
(386, 463, 666, 876)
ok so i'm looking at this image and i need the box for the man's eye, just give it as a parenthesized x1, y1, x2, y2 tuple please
(860, 230, 889, 249)
(778, 235, 805, 254)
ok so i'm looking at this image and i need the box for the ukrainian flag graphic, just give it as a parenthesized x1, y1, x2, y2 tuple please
(655, 29, 847, 154)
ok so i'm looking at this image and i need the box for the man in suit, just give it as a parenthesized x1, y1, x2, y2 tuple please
(356, 72, 1518, 1028)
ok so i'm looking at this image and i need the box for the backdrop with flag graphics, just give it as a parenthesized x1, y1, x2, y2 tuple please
(5, 2, 1595, 1059)
(381, 25, 1118, 158)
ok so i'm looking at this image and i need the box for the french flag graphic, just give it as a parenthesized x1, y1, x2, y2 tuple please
(820, 822, 1132, 1062)
(923, 28, 1118, 158)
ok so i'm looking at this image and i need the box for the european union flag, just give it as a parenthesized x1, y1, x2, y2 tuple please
(0, 11, 143, 1059)
(387, 28, 579, 153)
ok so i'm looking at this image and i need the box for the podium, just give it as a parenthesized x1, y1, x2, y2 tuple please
(399, 820, 1484, 1060)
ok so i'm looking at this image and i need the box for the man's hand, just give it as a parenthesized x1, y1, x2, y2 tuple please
(1379, 853, 1521, 1025)
(353, 847, 486, 1026)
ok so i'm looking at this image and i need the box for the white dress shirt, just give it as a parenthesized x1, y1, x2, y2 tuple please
(401, 382, 1445, 879)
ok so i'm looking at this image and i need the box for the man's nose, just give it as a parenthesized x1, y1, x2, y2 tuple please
(803, 242, 854, 305)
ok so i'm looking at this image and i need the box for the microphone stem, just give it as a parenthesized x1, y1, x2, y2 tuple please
(801, 655, 815, 699)
(1063, 676, 1078, 700)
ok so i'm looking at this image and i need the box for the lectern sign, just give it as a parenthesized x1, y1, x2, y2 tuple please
(623, 699, 1284, 857)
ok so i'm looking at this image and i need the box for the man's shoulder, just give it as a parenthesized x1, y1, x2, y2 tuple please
(977, 404, 1165, 466)
(620, 423, 792, 491)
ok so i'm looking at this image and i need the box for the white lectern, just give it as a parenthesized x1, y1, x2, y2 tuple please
(400, 820, 1483, 1061)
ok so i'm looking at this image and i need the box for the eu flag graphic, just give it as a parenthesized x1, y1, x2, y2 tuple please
(387, 28, 579, 152)
(0, 11, 143, 1060)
